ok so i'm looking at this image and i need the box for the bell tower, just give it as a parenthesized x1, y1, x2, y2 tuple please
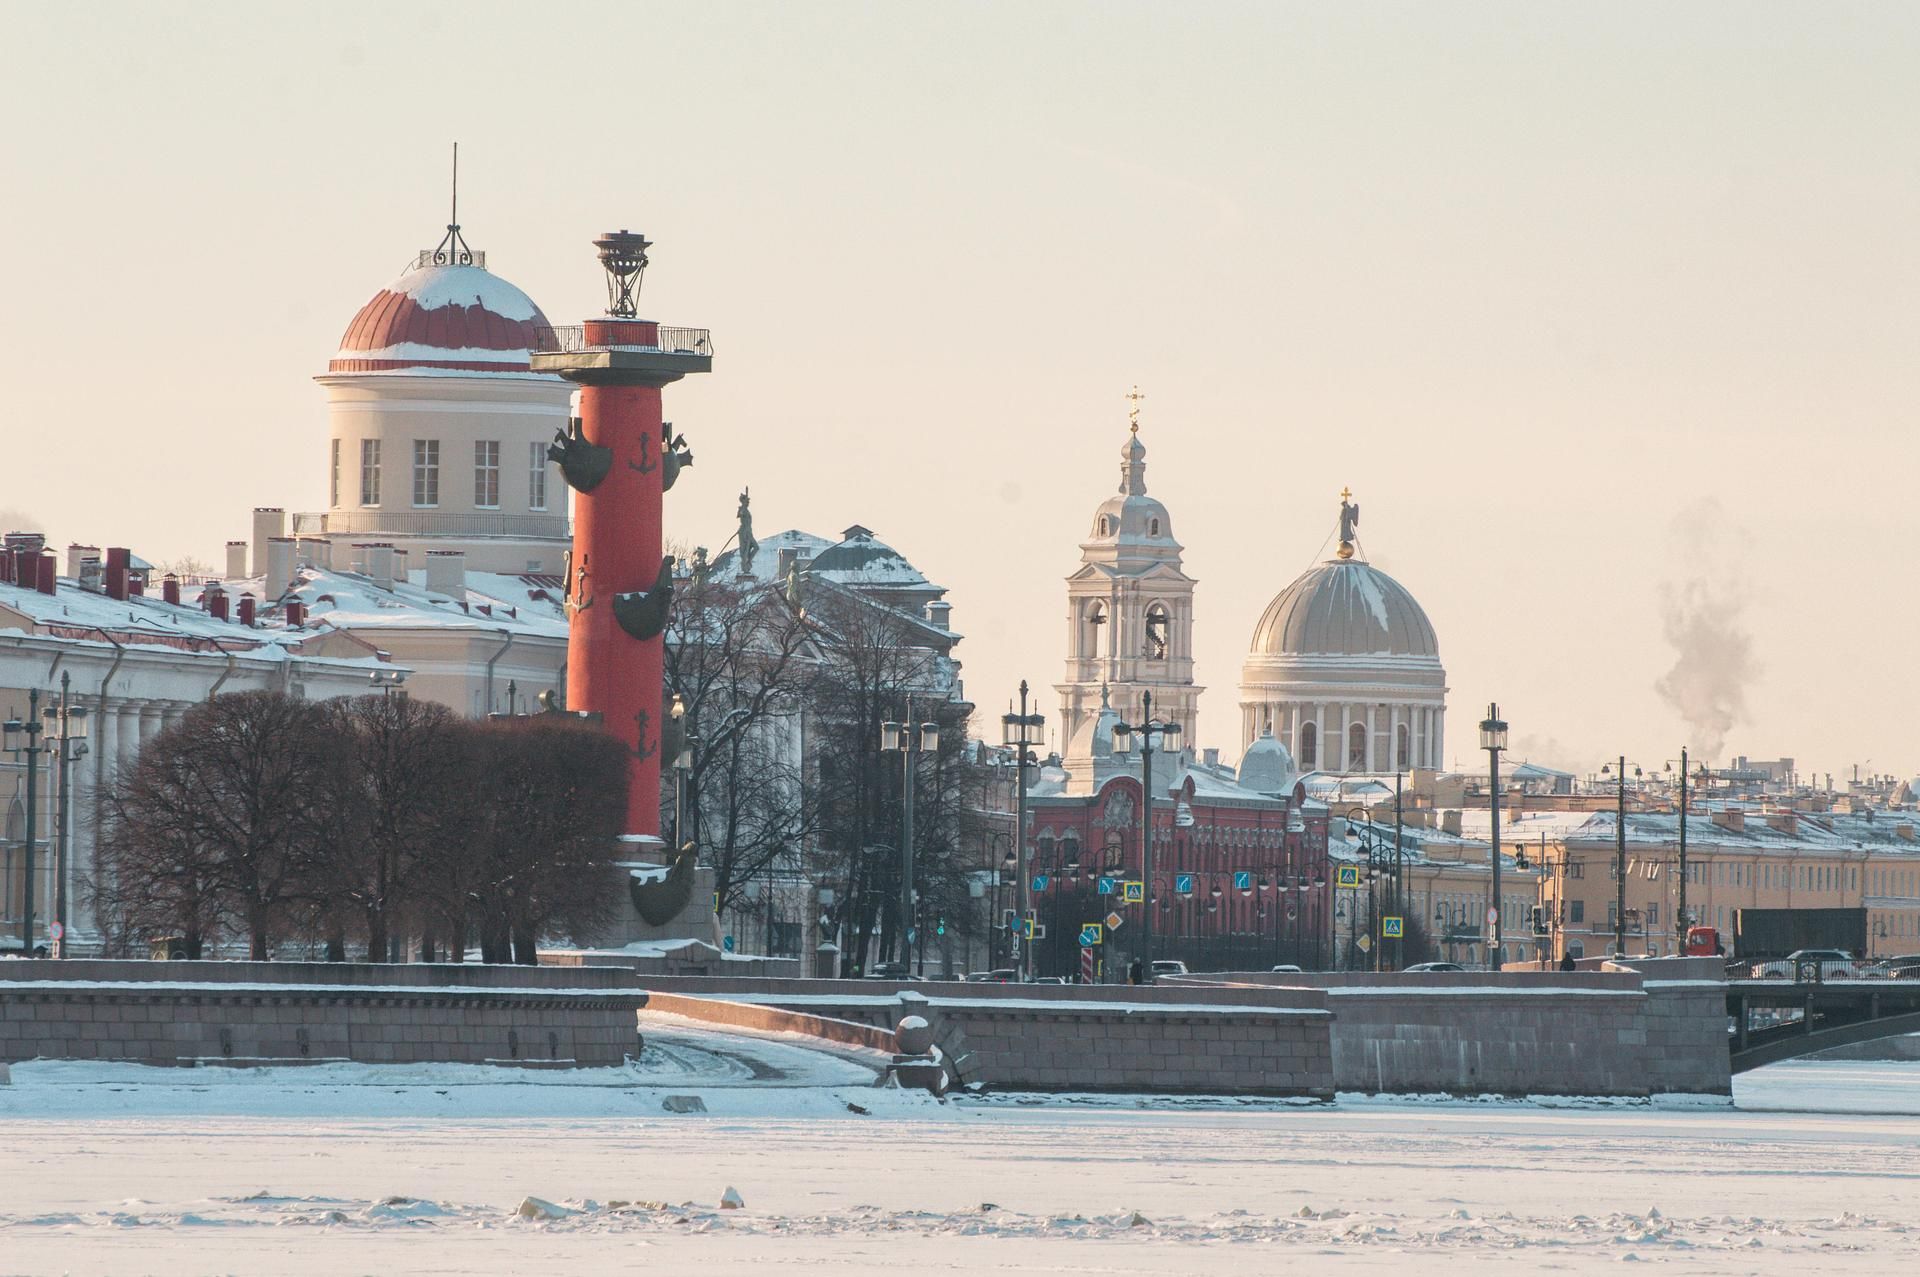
(1055, 393, 1202, 754)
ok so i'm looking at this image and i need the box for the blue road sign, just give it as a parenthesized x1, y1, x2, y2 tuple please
(1079, 923, 1103, 947)
(1032, 874, 1050, 892)
(722, 935, 735, 953)
(1233, 871, 1253, 891)
(1175, 874, 1195, 894)
(1096, 876, 1116, 895)
(906, 927, 917, 945)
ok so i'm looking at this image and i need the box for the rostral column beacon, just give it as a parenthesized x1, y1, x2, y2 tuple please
(532, 231, 709, 842)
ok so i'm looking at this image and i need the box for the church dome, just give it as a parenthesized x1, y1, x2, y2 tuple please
(1237, 726, 1297, 795)
(1067, 696, 1124, 764)
(1249, 558, 1438, 659)
(806, 525, 931, 586)
(330, 258, 552, 375)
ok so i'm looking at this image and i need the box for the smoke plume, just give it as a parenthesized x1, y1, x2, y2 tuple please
(1653, 499, 1758, 761)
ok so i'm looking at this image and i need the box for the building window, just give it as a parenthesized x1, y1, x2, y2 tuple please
(1347, 722, 1366, 771)
(528, 440, 549, 511)
(1149, 517, 1160, 536)
(330, 438, 341, 507)
(1299, 722, 1317, 770)
(474, 440, 501, 508)
(1145, 603, 1169, 660)
(359, 439, 381, 506)
(412, 439, 440, 508)
(1085, 602, 1107, 659)
(1097, 515, 1111, 537)
(1569, 899, 1584, 924)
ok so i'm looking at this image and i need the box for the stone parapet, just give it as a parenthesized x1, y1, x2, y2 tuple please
(0, 961, 647, 1068)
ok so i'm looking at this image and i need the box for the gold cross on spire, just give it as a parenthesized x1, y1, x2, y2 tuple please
(1126, 385, 1146, 433)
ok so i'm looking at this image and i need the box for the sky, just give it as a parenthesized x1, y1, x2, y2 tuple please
(3, 2, 1917, 784)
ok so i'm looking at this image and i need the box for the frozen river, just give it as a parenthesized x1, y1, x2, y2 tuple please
(0, 1030, 1915, 1274)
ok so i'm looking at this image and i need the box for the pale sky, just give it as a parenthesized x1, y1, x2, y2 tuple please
(4, 3, 1917, 784)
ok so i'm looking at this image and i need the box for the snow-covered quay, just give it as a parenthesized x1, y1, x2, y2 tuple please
(0, 1031, 1914, 1274)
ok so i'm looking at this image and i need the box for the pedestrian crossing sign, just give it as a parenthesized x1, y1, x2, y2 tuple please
(1123, 880, 1145, 903)
(1382, 916, 1404, 938)
(1335, 865, 1361, 889)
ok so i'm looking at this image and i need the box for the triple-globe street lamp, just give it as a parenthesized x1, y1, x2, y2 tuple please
(1109, 691, 1181, 976)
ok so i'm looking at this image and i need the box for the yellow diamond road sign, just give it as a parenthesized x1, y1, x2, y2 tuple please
(1335, 865, 1361, 889)
(1105, 911, 1124, 931)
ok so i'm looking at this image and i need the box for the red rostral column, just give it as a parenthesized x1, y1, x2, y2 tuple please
(531, 230, 709, 842)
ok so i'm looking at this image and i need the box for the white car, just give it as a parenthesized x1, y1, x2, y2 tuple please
(1149, 959, 1190, 977)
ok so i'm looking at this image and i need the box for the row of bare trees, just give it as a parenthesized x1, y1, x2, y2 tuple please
(93, 690, 627, 962)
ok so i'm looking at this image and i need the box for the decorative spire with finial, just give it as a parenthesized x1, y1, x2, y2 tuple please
(1119, 386, 1148, 495)
(429, 142, 478, 267)
(1336, 486, 1360, 560)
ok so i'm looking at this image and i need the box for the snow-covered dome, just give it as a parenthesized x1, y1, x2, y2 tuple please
(807, 526, 931, 587)
(1086, 429, 1177, 549)
(1248, 558, 1438, 659)
(330, 259, 552, 375)
(1066, 694, 1124, 765)
(1236, 726, 1297, 794)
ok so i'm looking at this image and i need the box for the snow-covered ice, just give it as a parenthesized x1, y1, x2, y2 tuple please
(0, 1027, 1915, 1274)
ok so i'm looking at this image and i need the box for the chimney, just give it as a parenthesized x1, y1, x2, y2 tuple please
(1203, 747, 1220, 767)
(1765, 811, 1798, 836)
(1712, 809, 1746, 833)
(4, 531, 46, 554)
(926, 600, 953, 631)
(251, 507, 285, 578)
(205, 582, 229, 621)
(104, 547, 130, 601)
(225, 540, 249, 580)
(237, 594, 257, 627)
(364, 543, 394, 590)
(424, 550, 466, 598)
(77, 554, 103, 594)
(65, 543, 99, 579)
(266, 537, 296, 596)
(126, 573, 144, 598)
(1441, 810, 1463, 836)
(1896, 822, 1915, 842)
(298, 537, 332, 570)
(34, 552, 55, 595)
(391, 547, 409, 587)
(284, 599, 306, 628)
(162, 573, 181, 605)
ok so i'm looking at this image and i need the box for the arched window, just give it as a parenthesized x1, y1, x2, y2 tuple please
(1149, 517, 1161, 536)
(1144, 603, 1170, 660)
(1097, 515, 1111, 537)
(1396, 724, 1411, 770)
(1299, 722, 1317, 770)
(1347, 722, 1367, 771)
(1085, 602, 1108, 659)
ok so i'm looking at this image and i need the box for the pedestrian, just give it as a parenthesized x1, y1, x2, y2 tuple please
(1127, 957, 1145, 986)
(1558, 952, 1577, 972)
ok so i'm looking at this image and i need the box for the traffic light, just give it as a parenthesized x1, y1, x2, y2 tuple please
(936, 915, 947, 937)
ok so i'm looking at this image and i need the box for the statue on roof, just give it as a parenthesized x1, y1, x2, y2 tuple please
(1337, 487, 1360, 560)
(735, 489, 758, 577)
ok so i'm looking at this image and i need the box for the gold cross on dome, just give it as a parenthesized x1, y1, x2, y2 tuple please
(1340, 486, 1352, 502)
(1126, 385, 1146, 432)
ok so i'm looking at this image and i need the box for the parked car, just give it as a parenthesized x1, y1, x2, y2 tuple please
(1270, 964, 1303, 973)
(1776, 949, 1858, 979)
(1031, 976, 1068, 985)
(1861, 954, 1920, 978)
(1149, 959, 1190, 978)
(867, 961, 911, 980)
(1404, 961, 1467, 973)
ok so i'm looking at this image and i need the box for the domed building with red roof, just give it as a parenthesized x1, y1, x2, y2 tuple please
(298, 240, 572, 576)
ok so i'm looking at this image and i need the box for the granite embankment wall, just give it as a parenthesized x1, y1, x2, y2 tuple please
(1180, 959, 1732, 1097)
(635, 977, 1335, 1097)
(0, 961, 648, 1068)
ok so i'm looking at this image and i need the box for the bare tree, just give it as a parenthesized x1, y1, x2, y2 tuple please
(308, 695, 468, 961)
(663, 569, 818, 916)
(462, 716, 629, 964)
(92, 691, 330, 958)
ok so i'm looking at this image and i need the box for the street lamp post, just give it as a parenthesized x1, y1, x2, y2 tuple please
(3, 690, 45, 953)
(1110, 690, 1182, 977)
(882, 699, 940, 976)
(1479, 704, 1508, 970)
(44, 672, 89, 957)
(1601, 756, 1642, 957)
(669, 693, 695, 852)
(1000, 681, 1046, 981)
